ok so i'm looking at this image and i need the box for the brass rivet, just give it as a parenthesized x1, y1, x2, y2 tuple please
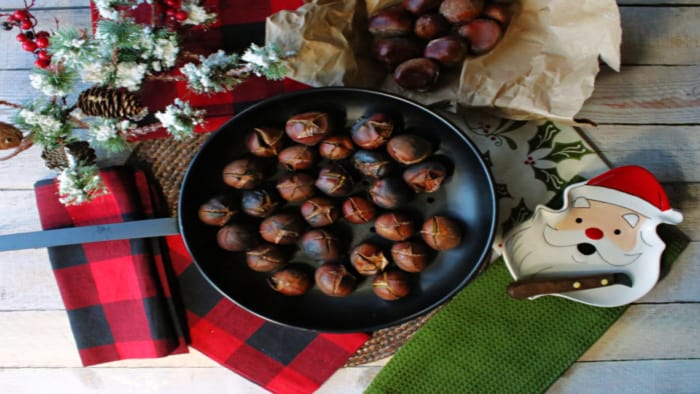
(601, 278, 609, 286)
(572, 281, 582, 289)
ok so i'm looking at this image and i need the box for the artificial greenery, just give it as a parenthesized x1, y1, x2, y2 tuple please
(1, 0, 292, 205)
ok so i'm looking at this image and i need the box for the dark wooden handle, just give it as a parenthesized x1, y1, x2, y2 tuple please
(507, 273, 620, 300)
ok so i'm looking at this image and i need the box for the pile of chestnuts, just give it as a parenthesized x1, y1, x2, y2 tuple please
(369, 0, 513, 91)
(198, 109, 465, 301)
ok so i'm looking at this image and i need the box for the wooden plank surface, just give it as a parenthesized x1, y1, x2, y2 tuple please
(0, 0, 698, 393)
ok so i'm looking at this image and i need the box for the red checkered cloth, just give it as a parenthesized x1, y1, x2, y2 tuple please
(34, 167, 369, 393)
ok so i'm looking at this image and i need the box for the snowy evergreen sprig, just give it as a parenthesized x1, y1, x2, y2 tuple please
(57, 153, 108, 206)
(86, 118, 136, 153)
(181, 44, 291, 94)
(13, 99, 74, 148)
(154, 99, 205, 140)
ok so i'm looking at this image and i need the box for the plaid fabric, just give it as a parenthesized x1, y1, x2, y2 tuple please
(35, 168, 369, 393)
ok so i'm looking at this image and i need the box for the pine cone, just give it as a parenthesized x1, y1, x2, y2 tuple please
(77, 86, 148, 121)
(41, 141, 97, 170)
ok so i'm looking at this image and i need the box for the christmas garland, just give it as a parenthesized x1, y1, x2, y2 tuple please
(0, 0, 292, 205)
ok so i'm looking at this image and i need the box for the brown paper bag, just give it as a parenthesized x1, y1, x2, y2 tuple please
(266, 0, 621, 123)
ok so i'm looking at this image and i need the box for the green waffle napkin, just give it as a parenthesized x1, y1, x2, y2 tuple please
(366, 225, 688, 394)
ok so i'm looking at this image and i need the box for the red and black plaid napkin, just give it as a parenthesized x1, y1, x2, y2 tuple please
(35, 168, 369, 393)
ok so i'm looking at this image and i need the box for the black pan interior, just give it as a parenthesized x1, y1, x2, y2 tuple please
(179, 88, 497, 332)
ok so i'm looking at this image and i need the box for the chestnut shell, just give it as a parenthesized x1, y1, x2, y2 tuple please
(368, 8, 414, 37)
(285, 111, 332, 146)
(276, 172, 316, 202)
(352, 150, 396, 178)
(246, 243, 287, 272)
(391, 241, 431, 273)
(372, 269, 412, 300)
(393, 58, 440, 92)
(301, 229, 341, 261)
(402, 161, 447, 193)
(259, 213, 306, 245)
(318, 135, 355, 160)
(222, 158, 266, 190)
(369, 177, 414, 209)
(300, 197, 340, 227)
(198, 194, 237, 226)
(278, 144, 318, 171)
(421, 215, 463, 250)
(350, 242, 390, 276)
(351, 113, 395, 150)
(342, 196, 377, 224)
(315, 164, 354, 198)
(268, 263, 314, 296)
(315, 262, 357, 297)
(241, 188, 280, 218)
(216, 223, 258, 252)
(386, 134, 433, 165)
(375, 211, 416, 241)
(246, 127, 286, 157)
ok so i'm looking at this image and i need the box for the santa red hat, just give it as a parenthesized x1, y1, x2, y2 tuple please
(567, 165, 683, 224)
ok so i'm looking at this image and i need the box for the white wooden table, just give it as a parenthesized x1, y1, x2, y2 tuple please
(1, 1, 698, 393)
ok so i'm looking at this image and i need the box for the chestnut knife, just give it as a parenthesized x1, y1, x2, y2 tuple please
(507, 272, 633, 300)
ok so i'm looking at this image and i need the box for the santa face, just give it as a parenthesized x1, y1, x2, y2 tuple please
(504, 197, 663, 277)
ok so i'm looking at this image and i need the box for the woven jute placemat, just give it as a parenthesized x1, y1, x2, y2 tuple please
(127, 135, 437, 367)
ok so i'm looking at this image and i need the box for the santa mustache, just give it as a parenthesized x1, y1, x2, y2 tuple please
(543, 224, 642, 266)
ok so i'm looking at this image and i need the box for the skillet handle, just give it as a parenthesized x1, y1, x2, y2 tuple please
(0, 217, 180, 252)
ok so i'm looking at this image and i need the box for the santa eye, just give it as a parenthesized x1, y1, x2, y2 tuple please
(614, 229, 621, 235)
(575, 218, 583, 224)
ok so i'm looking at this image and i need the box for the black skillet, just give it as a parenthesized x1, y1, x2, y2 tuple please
(178, 87, 497, 332)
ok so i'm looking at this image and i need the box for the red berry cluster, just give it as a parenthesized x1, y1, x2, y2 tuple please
(2, 6, 52, 69)
(162, 0, 190, 23)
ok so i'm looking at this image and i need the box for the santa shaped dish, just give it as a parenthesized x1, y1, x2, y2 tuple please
(502, 165, 683, 307)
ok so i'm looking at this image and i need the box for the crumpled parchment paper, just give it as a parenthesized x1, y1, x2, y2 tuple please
(266, 0, 621, 123)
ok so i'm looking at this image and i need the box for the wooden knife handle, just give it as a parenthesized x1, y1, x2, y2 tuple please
(507, 273, 619, 300)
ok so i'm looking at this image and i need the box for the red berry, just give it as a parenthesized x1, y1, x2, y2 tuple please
(175, 10, 188, 21)
(16, 33, 29, 42)
(20, 20, 33, 30)
(21, 41, 37, 52)
(35, 36, 49, 48)
(165, 0, 181, 7)
(13, 10, 29, 21)
(36, 50, 51, 61)
(36, 30, 50, 38)
(166, 8, 176, 16)
(34, 58, 50, 69)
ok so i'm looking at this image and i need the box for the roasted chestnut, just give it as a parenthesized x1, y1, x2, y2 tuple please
(414, 13, 450, 41)
(350, 242, 390, 276)
(439, 0, 484, 24)
(222, 158, 266, 189)
(391, 240, 431, 272)
(403, 0, 442, 15)
(351, 113, 395, 150)
(260, 213, 306, 245)
(352, 150, 396, 178)
(483, 4, 512, 27)
(393, 57, 440, 91)
(315, 262, 357, 297)
(373, 269, 411, 300)
(421, 215, 463, 250)
(276, 172, 316, 202)
(268, 263, 313, 296)
(285, 111, 332, 146)
(278, 144, 317, 171)
(458, 18, 503, 55)
(246, 127, 286, 157)
(198, 194, 237, 226)
(371, 37, 423, 71)
(246, 243, 287, 272)
(386, 134, 433, 164)
(342, 196, 377, 224)
(241, 188, 280, 218)
(301, 229, 341, 261)
(315, 164, 354, 198)
(368, 8, 414, 37)
(216, 223, 258, 252)
(318, 135, 355, 160)
(375, 211, 416, 241)
(369, 177, 413, 209)
(402, 161, 447, 193)
(300, 197, 340, 227)
(424, 35, 469, 67)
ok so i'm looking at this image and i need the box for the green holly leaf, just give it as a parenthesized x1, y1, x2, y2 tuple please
(495, 183, 511, 200)
(501, 198, 533, 235)
(498, 119, 528, 134)
(540, 141, 593, 163)
(532, 166, 567, 193)
(527, 121, 561, 153)
(502, 135, 518, 150)
(480, 150, 493, 167)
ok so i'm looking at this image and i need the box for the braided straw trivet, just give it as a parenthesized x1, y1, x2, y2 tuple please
(128, 136, 437, 366)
